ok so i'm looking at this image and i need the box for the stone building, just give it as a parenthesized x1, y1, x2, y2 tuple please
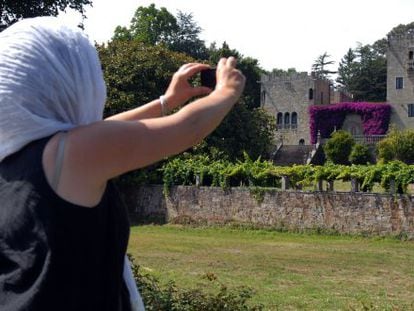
(387, 31, 414, 129)
(260, 71, 332, 145)
(261, 28, 414, 157)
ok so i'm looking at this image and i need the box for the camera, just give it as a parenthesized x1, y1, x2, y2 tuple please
(200, 68, 216, 89)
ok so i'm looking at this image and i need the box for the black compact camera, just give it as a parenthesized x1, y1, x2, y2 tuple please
(200, 68, 216, 89)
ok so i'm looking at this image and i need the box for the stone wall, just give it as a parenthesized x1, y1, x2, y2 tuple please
(122, 185, 414, 237)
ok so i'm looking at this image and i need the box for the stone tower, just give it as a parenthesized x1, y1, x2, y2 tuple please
(387, 31, 414, 129)
(260, 72, 331, 145)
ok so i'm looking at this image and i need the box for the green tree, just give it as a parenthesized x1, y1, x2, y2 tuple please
(113, 3, 178, 46)
(387, 22, 414, 37)
(323, 130, 355, 165)
(97, 39, 193, 117)
(336, 43, 386, 101)
(377, 128, 414, 164)
(204, 103, 276, 160)
(336, 48, 357, 90)
(311, 52, 336, 79)
(0, 0, 92, 30)
(169, 11, 208, 60)
(112, 5, 208, 60)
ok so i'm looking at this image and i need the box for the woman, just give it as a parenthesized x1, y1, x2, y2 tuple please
(0, 16, 245, 310)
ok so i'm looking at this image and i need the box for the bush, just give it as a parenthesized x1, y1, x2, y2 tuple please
(349, 143, 372, 165)
(323, 130, 355, 165)
(128, 255, 263, 311)
(377, 128, 414, 164)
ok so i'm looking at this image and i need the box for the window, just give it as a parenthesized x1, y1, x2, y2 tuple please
(408, 104, 414, 117)
(299, 139, 305, 145)
(396, 77, 404, 89)
(276, 112, 283, 129)
(409, 51, 414, 60)
(261, 91, 266, 104)
(309, 88, 314, 100)
(291, 112, 297, 129)
(320, 92, 324, 104)
(284, 112, 290, 129)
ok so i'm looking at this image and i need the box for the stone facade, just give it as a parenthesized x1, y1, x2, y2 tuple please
(342, 113, 364, 135)
(260, 72, 331, 145)
(123, 185, 414, 237)
(387, 33, 414, 129)
(261, 31, 414, 148)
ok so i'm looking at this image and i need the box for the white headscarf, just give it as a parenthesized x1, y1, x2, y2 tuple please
(0, 16, 106, 162)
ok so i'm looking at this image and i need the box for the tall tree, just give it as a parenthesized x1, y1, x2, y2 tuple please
(0, 0, 92, 30)
(311, 52, 336, 79)
(113, 5, 207, 60)
(336, 42, 386, 101)
(113, 3, 178, 46)
(169, 11, 208, 60)
(336, 48, 357, 90)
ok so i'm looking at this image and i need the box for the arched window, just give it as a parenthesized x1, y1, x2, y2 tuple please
(291, 112, 298, 129)
(261, 91, 266, 105)
(284, 112, 290, 129)
(276, 112, 283, 130)
(309, 88, 314, 100)
(299, 139, 305, 145)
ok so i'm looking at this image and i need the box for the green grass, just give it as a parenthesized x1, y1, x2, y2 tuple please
(128, 225, 414, 310)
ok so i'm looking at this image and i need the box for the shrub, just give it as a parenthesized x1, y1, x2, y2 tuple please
(349, 143, 372, 165)
(377, 128, 414, 164)
(128, 255, 263, 311)
(323, 130, 355, 165)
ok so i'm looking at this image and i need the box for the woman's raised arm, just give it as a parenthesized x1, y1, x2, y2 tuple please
(43, 57, 245, 207)
(105, 63, 212, 121)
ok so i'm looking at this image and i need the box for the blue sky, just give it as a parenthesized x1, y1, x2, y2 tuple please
(61, 0, 414, 72)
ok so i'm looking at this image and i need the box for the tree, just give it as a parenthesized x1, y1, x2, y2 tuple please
(0, 0, 92, 30)
(113, 5, 208, 61)
(169, 11, 208, 60)
(311, 52, 336, 79)
(323, 130, 355, 165)
(97, 39, 193, 117)
(203, 103, 276, 161)
(387, 22, 414, 37)
(113, 3, 178, 46)
(336, 43, 386, 101)
(336, 48, 357, 89)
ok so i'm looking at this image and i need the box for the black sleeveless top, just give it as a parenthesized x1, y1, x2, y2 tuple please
(0, 136, 131, 311)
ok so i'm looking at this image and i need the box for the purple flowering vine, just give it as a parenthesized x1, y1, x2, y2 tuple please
(309, 102, 391, 144)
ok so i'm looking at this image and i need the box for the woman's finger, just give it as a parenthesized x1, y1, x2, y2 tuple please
(179, 63, 199, 71)
(227, 56, 237, 67)
(217, 58, 227, 69)
(182, 63, 211, 78)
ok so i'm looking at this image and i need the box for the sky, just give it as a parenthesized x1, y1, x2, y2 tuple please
(60, 0, 414, 73)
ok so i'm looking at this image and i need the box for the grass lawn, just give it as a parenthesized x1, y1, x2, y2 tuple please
(128, 225, 414, 310)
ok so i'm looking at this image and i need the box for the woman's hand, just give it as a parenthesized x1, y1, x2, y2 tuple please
(164, 63, 212, 110)
(214, 57, 245, 102)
